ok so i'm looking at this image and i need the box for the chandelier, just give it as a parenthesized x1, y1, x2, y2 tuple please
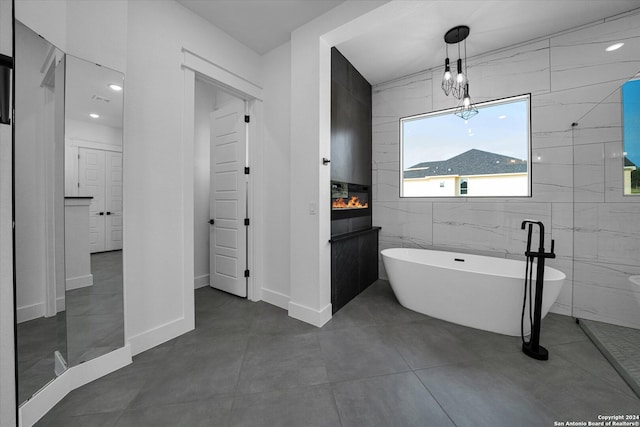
(441, 25, 478, 119)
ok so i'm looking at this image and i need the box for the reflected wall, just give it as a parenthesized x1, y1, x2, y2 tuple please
(14, 21, 67, 405)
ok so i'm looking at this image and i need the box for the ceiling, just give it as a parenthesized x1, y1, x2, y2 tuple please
(66, 56, 124, 129)
(176, 0, 640, 86)
(335, 0, 640, 85)
(176, 0, 345, 54)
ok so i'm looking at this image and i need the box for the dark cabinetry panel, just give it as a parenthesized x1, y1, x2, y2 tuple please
(331, 228, 380, 314)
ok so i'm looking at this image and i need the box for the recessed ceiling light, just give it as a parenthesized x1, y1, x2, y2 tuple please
(606, 42, 624, 52)
(498, 115, 507, 119)
(108, 83, 123, 91)
(89, 113, 100, 119)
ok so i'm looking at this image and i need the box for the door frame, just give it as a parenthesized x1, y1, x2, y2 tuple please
(181, 48, 264, 330)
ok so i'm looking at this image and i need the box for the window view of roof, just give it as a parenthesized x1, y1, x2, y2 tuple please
(404, 148, 527, 179)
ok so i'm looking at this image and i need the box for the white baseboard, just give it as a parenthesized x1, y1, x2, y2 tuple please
(261, 288, 289, 310)
(288, 300, 332, 328)
(66, 274, 93, 291)
(19, 344, 132, 427)
(17, 302, 44, 324)
(127, 316, 193, 356)
(56, 296, 65, 313)
(194, 274, 209, 289)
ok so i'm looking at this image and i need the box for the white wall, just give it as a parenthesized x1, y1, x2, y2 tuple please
(194, 80, 216, 288)
(372, 10, 640, 329)
(260, 42, 292, 308)
(0, 0, 16, 423)
(16, 0, 127, 74)
(66, 119, 123, 147)
(289, 0, 388, 326)
(124, 0, 262, 353)
(14, 23, 65, 323)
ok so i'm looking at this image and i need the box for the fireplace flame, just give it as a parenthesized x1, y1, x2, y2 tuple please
(332, 196, 369, 210)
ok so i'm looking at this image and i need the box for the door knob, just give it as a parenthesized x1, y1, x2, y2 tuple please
(209, 219, 215, 225)
(98, 212, 104, 215)
(106, 212, 111, 215)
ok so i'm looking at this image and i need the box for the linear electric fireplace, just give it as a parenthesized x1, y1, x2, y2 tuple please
(331, 181, 370, 220)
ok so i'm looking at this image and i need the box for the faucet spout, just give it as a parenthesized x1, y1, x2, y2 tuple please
(521, 219, 545, 250)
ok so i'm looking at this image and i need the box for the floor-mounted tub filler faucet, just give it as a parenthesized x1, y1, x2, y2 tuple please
(521, 219, 556, 360)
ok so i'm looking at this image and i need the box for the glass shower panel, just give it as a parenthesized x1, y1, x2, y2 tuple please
(572, 78, 640, 396)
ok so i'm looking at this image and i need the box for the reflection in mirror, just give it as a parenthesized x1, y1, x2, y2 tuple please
(622, 76, 640, 195)
(64, 55, 124, 366)
(14, 21, 67, 405)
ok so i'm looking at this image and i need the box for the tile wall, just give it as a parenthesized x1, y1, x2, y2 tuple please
(372, 10, 640, 328)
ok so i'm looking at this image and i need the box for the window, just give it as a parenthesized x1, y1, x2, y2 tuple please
(400, 94, 531, 198)
(623, 79, 640, 195)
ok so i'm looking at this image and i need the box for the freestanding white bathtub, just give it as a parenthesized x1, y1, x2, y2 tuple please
(381, 248, 566, 336)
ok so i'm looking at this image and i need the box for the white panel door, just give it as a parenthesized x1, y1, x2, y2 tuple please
(209, 98, 247, 297)
(79, 147, 106, 253)
(105, 151, 123, 250)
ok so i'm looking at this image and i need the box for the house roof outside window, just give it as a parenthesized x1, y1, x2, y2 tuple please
(404, 148, 528, 179)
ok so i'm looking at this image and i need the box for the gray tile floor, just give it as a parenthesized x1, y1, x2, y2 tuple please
(18, 251, 124, 405)
(36, 280, 640, 426)
(66, 250, 124, 365)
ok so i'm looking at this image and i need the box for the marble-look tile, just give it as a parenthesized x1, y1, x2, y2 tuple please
(547, 257, 573, 316)
(574, 281, 640, 330)
(551, 12, 640, 92)
(373, 201, 432, 249)
(432, 202, 551, 255)
(551, 202, 573, 258)
(531, 82, 618, 137)
(374, 166, 401, 203)
(573, 260, 640, 328)
(462, 40, 551, 101)
(605, 140, 637, 203)
(373, 73, 432, 119)
(574, 203, 640, 265)
(573, 143, 605, 202)
(530, 145, 573, 203)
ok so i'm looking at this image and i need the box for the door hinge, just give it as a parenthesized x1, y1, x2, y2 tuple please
(244, 167, 250, 175)
(244, 115, 250, 123)
(77, 154, 80, 159)
(244, 269, 250, 278)
(77, 182, 80, 188)
(244, 218, 250, 226)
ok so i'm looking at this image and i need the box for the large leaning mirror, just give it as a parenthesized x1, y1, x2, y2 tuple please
(15, 20, 125, 407)
(15, 20, 67, 405)
(63, 55, 124, 366)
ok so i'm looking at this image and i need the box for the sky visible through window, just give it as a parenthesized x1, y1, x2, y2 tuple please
(623, 79, 640, 166)
(402, 96, 529, 169)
